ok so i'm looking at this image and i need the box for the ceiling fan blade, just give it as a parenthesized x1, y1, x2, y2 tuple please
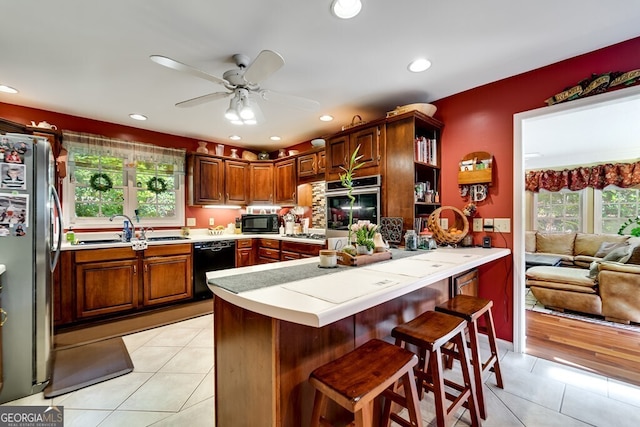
(260, 90, 320, 111)
(243, 50, 284, 85)
(150, 55, 228, 86)
(175, 91, 232, 108)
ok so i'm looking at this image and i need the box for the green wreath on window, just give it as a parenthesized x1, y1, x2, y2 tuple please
(618, 216, 640, 237)
(147, 177, 168, 194)
(89, 173, 113, 192)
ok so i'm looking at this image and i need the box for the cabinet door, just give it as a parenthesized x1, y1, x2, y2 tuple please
(317, 151, 326, 174)
(451, 269, 478, 297)
(76, 259, 138, 318)
(225, 160, 249, 204)
(274, 158, 297, 205)
(351, 125, 380, 170)
(250, 163, 274, 203)
(143, 254, 192, 306)
(297, 153, 317, 177)
(326, 134, 349, 175)
(236, 248, 253, 267)
(190, 155, 224, 205)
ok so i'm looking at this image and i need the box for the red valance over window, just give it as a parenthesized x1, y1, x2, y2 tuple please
(525, 160, 640, 192)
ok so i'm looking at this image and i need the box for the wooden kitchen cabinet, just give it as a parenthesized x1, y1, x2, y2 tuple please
(250, 162, 274, 204)
(281, 241, 322, 260)
(450, 268, 479, 297)
(257, 238, 281, 264)
(225, 159, 249, 204)
(74, 248, 139, 319)
(236, 239, 254, 267)
(326, 123, 383, 180)
(274, 158, 297, 205)
(188, 154, 224, 205)
(142, 244, 192, 306)
(296, 149, 326, 183)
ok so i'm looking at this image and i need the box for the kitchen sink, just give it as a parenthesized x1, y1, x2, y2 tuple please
(146, 236, 189, 241)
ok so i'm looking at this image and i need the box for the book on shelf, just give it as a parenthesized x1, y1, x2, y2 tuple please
(414, 136, 437, 166)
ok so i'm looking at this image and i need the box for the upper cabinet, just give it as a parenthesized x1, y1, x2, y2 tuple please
(296, 148, 326, 183)
(188, 154, 224, 205)
(250, 162, 274, 204)
(383, 111, 443, 234)
(326, 122, 384, 180)
(224, 160, 249, 205)
(274, 157, 297, 205)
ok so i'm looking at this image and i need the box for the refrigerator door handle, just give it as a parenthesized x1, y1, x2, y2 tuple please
(50, 184, 63, 271)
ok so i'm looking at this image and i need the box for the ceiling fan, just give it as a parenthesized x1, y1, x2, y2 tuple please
(150, 50, 320, 125)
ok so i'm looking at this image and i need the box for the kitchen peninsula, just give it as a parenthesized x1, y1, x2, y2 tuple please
(207, 247, 510, 426)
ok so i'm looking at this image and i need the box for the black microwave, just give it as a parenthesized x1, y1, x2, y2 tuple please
(241, 214, 279, 234)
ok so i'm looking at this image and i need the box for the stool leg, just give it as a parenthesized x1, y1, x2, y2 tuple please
(484, 310, 504, 389)
(429, 347, 447, 427)
(402, 368, 424, 427)
(467, 319, 487, 420)
(454, 333, 481, 427)
(354, 400, 374, 427)
(310, 389, 328, 427)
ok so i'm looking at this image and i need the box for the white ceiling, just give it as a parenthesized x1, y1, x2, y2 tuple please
(1, 1, 640, 152)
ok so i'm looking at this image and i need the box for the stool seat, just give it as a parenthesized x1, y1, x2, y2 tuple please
(436, 294, 504, 420)
(309, 338, 423, 427)
(390, 311, 481, 427)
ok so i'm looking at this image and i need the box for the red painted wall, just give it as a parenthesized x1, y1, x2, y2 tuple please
(433, 36, 640, 341)
(0, 102, 243, 229)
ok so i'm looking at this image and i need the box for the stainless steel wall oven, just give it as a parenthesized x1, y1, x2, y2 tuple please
(325, 175, 381, 238)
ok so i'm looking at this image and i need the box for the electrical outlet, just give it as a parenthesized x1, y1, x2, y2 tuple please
(187, 217, 196, 227)
(483, 218, 494, 231)
(473, 218, 483, 232)
(131, 240, 148, 251)
(209, 217, 215, 226)
(440, 218, 449, 230)
(494, 218, 511, 233)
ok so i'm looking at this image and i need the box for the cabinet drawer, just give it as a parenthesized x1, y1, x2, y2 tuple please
(237, 239, 253, 249)
(74, 247, 136, 263)
(259, 239, 281, 250)
(144, 243, 192, 257)
(281, 241, 323, 256)
(259, 247, 280, 260)
(281, 251, 301, 261)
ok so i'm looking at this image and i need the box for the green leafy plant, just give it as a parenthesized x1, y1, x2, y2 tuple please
(339, 144, 365, 245)
(618, 216, 640, 237)
(351, 220, 378, 250)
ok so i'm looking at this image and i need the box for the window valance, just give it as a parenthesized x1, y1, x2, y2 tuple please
(525, 160, 640, 192)
(61, 131, 185, 173)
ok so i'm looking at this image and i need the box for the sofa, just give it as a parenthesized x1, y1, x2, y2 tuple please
(525, 231, 640, 324)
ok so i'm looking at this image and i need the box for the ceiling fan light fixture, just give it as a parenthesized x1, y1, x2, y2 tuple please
(408, 58, 432, 73)
(244, 119, 257, 125)
(331, 0, 362, 19)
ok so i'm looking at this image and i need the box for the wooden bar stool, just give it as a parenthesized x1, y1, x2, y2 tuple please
(435, 295, 504, 420)
(390, 311, 481, 427)
(309, 338, 423, 427)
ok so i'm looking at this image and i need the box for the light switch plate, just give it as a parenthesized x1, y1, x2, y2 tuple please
(494, 218, 511, 233)
(209, 217, 215, 226)
(473, 218, 483, 232)
(440, 218, 449, 230)
(187, 217, 196, 227)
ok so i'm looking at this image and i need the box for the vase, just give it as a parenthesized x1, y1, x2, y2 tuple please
(356, 245, 373, 255)
(196, 141, 209, 154)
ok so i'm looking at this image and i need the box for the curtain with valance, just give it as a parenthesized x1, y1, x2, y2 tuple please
(525, 160, 640, 192)
(61, 131, 186, 173)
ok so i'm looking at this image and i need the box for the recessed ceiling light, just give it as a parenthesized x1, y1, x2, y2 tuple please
(129, 113, 147, 121)
(331, 0, 362, 19)
(408, 58, 432, 73)
(319, 115, 334, 122)
(0, 85, 18, 94)
(229, 135, 241, 141)
(270, 136, 281, 141)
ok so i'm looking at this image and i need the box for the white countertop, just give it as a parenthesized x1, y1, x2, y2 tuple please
(207, 247, 510, 328)
(61, 230, 326, 250)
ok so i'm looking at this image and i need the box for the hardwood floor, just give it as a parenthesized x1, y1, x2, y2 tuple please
(525, 309, 640, 386)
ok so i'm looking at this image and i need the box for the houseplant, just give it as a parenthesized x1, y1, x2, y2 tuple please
(351, 220, 377, 254)
(339, 144, 365, 255)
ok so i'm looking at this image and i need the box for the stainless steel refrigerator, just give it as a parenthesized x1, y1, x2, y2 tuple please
(0, 133, 62, 403)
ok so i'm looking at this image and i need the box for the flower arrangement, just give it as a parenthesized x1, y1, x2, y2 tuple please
(351, 220, 378, 251)
(339, 144, 365, 246)
(462, 202, 477, 217)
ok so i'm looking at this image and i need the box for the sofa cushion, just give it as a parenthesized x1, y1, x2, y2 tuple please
(536, 233, 576, 256)
(593, 241, 629, 258)
(602, 245, 632, 263)
(574, 233, 628, 257)
(525, 231, 537, 253)
(526, 279, 597, 293)
(525, 266, 594, 288)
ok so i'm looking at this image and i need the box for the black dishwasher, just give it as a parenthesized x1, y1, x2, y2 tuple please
(193, 240, 236, 299)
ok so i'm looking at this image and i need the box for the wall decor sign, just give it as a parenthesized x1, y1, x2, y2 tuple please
(545, 69, 640, 106)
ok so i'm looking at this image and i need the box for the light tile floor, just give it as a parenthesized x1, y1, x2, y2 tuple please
(4, 313, 640, 426)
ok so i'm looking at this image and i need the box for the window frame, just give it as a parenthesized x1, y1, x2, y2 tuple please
(594, 185, 640, 234)
(533, 188, 587, 233)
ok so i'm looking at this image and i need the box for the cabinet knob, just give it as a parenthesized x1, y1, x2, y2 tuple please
(133, 265, 137, 275)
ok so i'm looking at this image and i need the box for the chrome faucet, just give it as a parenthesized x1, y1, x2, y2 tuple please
(109, 214, 136, 241)
(139, 226, 154, 240)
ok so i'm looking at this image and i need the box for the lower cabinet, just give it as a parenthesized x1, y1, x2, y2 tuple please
(281, 241, 321, 260)
(257, 239, 281, 264)
(62, 244, 193, 325)
(236, 239, 254, 267)
(450, 268, 479, 297)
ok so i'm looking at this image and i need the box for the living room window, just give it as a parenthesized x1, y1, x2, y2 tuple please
(61, 132, 185, 229)
(595, 186, 640, 234)
(534, 189, 585, 232)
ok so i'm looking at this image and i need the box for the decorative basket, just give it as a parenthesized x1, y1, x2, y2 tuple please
(427, 206, 469, 245)
(341, 115, 367, 131)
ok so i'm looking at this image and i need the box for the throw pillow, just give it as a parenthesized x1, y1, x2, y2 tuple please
(602, 245, 632, 263)
(594, 241, 628, 258)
